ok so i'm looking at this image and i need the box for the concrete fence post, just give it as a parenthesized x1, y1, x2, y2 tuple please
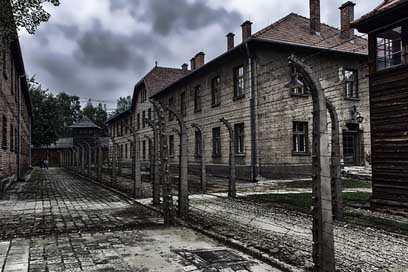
(167, 107, 189, 219)
(191, 123, 206, 193)
(151, 99, 174, 225)
(220, 118, 236, 198)
(289, 54, 335, 272)
(145, 117, 161, 206)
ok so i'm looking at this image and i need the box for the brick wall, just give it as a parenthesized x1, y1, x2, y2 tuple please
(0, 42, 32, 180)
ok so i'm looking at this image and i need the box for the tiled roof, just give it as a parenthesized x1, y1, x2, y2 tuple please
(144, 66, 190, 97)
(352, 0, 407, 25)
(252, 13, 368, 55)
(69, 116, 100, 129)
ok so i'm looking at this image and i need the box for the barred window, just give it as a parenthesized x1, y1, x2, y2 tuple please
(211, 76, 221, 107)
(142, 111, 146, 128)
(142, 140, 146, 160)
(212, 127, 221, 157)
(137, 113, 140, 130)
(125, 143, 128, 158)
(148, 108, 152, 120)
(293, 122, 308, 154)
(376, 26, 403, 70)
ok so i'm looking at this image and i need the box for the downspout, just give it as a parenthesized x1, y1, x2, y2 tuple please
(245, 42, 257, 182)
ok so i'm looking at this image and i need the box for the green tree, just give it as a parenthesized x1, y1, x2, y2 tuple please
(115, 96, 132, 114)
(82, 100, 108, 128)
(1, 0, 60, 41)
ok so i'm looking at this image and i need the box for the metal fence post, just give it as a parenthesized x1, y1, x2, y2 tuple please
(220, 118, 236, 198)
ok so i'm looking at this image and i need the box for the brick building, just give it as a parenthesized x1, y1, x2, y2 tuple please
(151, 0, 370, 181)
(106, 66, 189, 172)
(0, 32, 32, 184)
(352, 0, 408, 207)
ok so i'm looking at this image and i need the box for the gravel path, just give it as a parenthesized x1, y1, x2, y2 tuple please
(188, 195, 408, 272)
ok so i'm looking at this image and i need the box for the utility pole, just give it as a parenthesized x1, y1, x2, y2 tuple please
(145, 117, 160, 206)
(288, 55, 335, 272)
(191, 123, 206, 193)
(151, 100, 174, 225)
(220, 118, 236, 198)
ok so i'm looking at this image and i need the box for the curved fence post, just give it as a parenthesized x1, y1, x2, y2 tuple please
(191, 123, 206, 193)
(220, 118, 236, 198)
(146, 117, 161, 206)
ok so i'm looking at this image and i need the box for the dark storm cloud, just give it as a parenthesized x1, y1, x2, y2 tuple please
(147, 0, 242, 35)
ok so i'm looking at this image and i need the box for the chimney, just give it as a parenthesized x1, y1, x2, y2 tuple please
(195, 52, 205, 69)
(190, 57, 196, 71)
(310, 0, 321, 34)
(182, 63, 188, 71)
(241, 20, 252, 42)
(227, 32, 235, 51)
(339, 1, 355, 39)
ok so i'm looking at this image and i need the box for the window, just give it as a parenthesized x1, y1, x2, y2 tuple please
(195, 130, 202, 157)
(141, 89, 147, 103)
(137, 113, 140, 130)
(10, 57, 14, 95)
(293, 122, 309, 154)
(130, 142, 135, 158)
(180, 92, 186, 116)
(211, 76, 221, 107)
(376, 26, 403, 70)
(212, 127, 221, 157)
(120, 122, 123, 136)
(142, 140, 146, 160)
(234, 123, 245, 154)
(142, 111, 146, 128)
(168, 97, 175, 121)
(344, 69, 358, 99)
(194, 85, 201, 112)
(125, 143, 128, 158)
(169, 135, 174, 157)
(148, 108, 152, 120)
(233, 66, 244, 98)
(290, 67, 307, 95)
(125, 120, 129, 134)
(10, 124, 13, 152)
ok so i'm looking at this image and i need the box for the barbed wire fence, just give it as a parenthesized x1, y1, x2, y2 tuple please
(59, 32, 408, 272)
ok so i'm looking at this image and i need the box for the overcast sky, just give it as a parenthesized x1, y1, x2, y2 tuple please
(19, 0, 379, 111)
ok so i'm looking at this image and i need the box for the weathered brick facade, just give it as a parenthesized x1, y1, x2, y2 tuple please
(150, 12, 370, 181)
(0, 38, 32, 182)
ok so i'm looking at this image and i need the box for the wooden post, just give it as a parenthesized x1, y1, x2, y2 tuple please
(191, 123, 206, 192)
(327, 99, 344, 221)
(220, 118, 236, 198)
(152, 100, 174, 225)
(145, 118, 161, 206)
(289, 55, 335, 272)
(167, 107, 189, 219)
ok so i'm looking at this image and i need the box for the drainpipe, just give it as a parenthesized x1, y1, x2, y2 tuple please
(245, 43, 257, 182)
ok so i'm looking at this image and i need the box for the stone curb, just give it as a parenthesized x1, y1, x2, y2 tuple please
(68, 169, 301, 272)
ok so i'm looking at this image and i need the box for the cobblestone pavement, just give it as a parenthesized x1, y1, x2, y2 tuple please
(0, 169, 279, 272)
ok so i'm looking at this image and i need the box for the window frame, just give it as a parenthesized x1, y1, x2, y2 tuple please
(212, 127, 221, 157)
(195, 130, 202, 157)
(233, 65, 245, 99)
(234, 123, 245, 155)
(292, 121, 309, 156)
(211, 76, 221, 107)
(180, 92, 186, 116)
(194, 85, 201, 112)
(375, 23, 407, 71)
(168, 97, 175, 121)
(344, 69, 359, 100)
(168, 135, 175, 157)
